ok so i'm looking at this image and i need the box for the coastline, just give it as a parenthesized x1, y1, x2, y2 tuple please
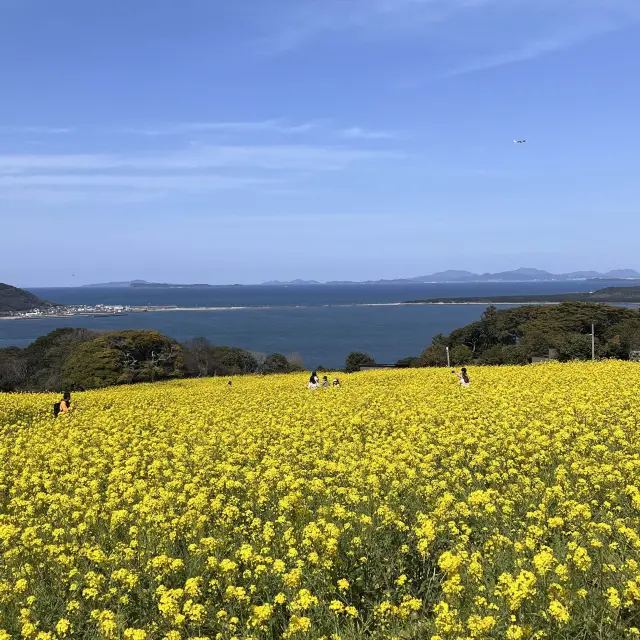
(4, 298, 640, 321)
(0, 300, 554, 321)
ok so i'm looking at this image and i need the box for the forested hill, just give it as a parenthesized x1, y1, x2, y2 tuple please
(0, 283, 55, 314)
(415, 301, 640, 366)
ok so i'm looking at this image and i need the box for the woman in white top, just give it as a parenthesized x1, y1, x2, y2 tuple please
(453, 367, 471, 387)
(308, 370, 320, 389)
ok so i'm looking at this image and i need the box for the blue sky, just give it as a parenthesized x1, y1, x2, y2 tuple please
(2, 0, 640, 286)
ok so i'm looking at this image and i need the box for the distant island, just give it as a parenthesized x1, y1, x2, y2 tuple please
(82, 280, 152, 288)
(262, 279, 322, 286)
(81, 268, 640, 288)
(83, 281, 243, 289)
(0, 283, 58, 315)
(405, 286, 640, 305)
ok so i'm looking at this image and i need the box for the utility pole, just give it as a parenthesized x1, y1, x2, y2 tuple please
(591, 323, 595, 361)
(446, 346, 451, 368)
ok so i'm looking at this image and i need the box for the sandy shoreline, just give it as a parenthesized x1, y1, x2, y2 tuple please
(0, 300, 562, 321)
(5, 299, 640, 321)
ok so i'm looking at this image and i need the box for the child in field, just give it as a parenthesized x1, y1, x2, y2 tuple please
(322, 376, 329, 388)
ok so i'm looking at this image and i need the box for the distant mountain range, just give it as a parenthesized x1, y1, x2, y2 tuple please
(80, 269, 640, 288)
(265, 268, 640, 285)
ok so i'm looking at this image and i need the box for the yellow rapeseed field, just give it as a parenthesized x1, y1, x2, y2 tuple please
(1, 362, 640, 639)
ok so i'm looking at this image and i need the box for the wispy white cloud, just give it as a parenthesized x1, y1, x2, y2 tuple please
(341, 127, 398, 140)
(126, 120, 321, 136)
(0, 120, 402, 146)
(0, 144, 401, 173)
(262, 0, 640, 75)
(0, 126, 73, 135)
(0, 187, 172, 205)
(442, 13, 635, 77)
(261, 0, 500, 52)
(0, 173, 279, 190)
(0, 141, 403, 202)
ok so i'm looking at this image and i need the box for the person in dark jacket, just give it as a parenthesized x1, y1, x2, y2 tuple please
(54, 391, 72, 417)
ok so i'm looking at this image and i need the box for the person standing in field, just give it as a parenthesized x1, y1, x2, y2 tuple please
(322, 376, 329, 388)
(453, 368, 471, 387)
(308, 370, 320, 389)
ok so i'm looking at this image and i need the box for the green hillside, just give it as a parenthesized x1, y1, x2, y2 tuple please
(0, 283, 56, 315)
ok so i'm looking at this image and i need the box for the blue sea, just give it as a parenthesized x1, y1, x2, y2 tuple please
(0, 281, 633, 368)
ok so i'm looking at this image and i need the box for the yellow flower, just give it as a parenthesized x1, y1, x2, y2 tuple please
(505, 625, 524, 640)
(55, 619, 71, 636)
(467, 615, 496, 637)
(548, 599, 570, 624)
(572, 547, 591, 572)
(330, 600, 344, 613)
(606, 587, 621, 609)
(287, 616, 312, 635)
(532, 547, 555, 576)
(337, 579, 350, 592)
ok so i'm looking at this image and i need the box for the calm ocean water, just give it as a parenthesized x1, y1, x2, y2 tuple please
(0, 282, 632, 368)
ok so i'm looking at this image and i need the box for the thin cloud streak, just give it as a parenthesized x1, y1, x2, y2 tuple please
(0, 126, 73, 135)
(0, 174, 280, 190)
(261, 0, 501, 53)
(441, 20, 627, 77)
(126, 120, 322, 136)
(0, 187, 170, 205)
(341, 127, 398, 140)
(0, 144, 402, 173)
(263, 0, 640, 79)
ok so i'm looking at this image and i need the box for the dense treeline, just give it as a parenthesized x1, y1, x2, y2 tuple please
(3, 302, 637, 392)
(401, 302, 640, 367)
(0, 329, 305, 392)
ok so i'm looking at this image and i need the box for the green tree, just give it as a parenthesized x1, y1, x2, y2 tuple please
(61, 330, 184, 390)
(555, 333, 597, 362)
(603, 318, 640, 359)
(285, 352, 305, 371)
(181, 338, 258, 377)
(0, 347, 27, 392)
(24, 327, 99, 391)
(345, 352, 376, 373)
(450, 344, 473, 366)
(263, 353, 292, 374)
(420, 344, 448, 367)
(396, 356, 422, 368)
(422, 302, 639, 366)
